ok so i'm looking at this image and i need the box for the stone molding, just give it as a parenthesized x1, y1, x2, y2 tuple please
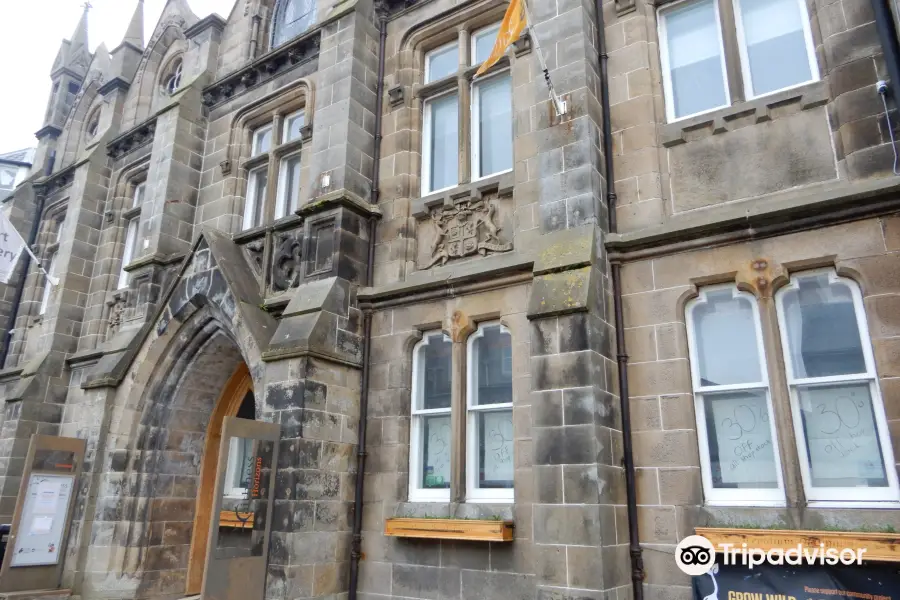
(661, 81, 827, 147)
(106, 118, 157, 159)
(201, 31, 321, 108)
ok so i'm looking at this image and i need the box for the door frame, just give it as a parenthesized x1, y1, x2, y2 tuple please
(185, 363, 253, 595)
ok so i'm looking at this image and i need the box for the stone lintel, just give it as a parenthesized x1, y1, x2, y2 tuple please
(527, 267, 596, 320)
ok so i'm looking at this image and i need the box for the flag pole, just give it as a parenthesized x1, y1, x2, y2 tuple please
(522, 0, 568, 116)
(21, 244, 58, 287)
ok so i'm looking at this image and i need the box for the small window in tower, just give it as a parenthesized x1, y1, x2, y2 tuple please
(163, 57, 184, 95)
(86, 107, 101, 139)
(67, 82, 80, 95)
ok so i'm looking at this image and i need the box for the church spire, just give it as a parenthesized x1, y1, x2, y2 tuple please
(121, 0, 145, 51)
(63, 2, 92, 75)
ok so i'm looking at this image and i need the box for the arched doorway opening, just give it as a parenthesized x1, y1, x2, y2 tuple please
(185, 363, 255, 595)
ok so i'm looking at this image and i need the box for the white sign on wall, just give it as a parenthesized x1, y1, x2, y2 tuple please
(10, 474, 74, 567)
(0, 211, 26, 284)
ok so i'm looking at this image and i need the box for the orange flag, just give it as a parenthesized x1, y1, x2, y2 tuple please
(474, 0, 527, 77)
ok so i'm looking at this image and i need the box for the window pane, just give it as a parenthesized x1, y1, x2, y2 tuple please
(476, 74, 513, 177)
(274, 0, 317, 47)
(132, 183, 146, 209)
(737, 0, 812, 96)
(478, 409, 513, 488)
(253, 127, 272, 156)
(417, 334, 451, 410)
(279, 154, 302, 217)
(798, 383, 888, 488)
(245, 169, 268, 229)
(118, 219, 138, 289)
(284, 112, 305, 143)
(421, 415, 451, 489)
(703, 390, 779, 488)
(427, 43, 458, 82)
(781, 274, 866, 378)
(40, 253, 57, 315)
(474, 26, 500, 64)
(693, 289, 762, 386)
(427, 94, 459, 192)
(472, 324, 512, 406)
(663, 0, 728, 118)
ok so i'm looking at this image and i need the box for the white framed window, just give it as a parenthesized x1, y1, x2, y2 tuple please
(275, 152, 302, 219)
(425, 41, 459, 83)
(252, 125, 273, 157)
(775, 270, 899, 503)
(422, 91, 459, 194)
(658, 0, 817, 121)
(117, 220, 139, 289)
(471, 71, 513, 181)
(224, 436, 255, 499)
(117, 182, 145, 289)
(658, 0, 730, 121)
(39, 253, 57, 316)
(733, 0, 817, 99)
(685, 285, 785, 505)
(409, 332, 453, 502)
(243, 167, 268, 230)
(272, 0, 317, 49)
(283, 110, 306, 143)
(164, 58, 184, 95)
(466, 322, 514, 502)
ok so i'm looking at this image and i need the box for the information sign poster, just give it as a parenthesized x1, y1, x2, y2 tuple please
(9, 473, 75, 567)
(693, 563, 900, 600)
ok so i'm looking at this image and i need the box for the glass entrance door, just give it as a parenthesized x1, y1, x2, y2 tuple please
(201, 417, 279, 600)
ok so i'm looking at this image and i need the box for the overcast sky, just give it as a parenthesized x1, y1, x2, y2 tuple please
(0, 0, 236, 155)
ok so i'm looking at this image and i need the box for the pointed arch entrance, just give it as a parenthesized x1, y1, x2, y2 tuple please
(185, 363, 255, 595)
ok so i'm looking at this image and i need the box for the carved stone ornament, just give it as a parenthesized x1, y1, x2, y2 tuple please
(425, 199, 512, 269)
(244, 238, 265, 273)
(271, 234, 302, 291)
(106, 291, 129, 339)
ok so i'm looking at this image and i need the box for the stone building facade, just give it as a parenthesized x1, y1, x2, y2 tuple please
(0, 0, 898, 598)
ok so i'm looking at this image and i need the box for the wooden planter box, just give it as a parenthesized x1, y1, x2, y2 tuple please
(385, 518, 514, 542)
(219, 510, 254, 529)
(696, 527, 900, 562)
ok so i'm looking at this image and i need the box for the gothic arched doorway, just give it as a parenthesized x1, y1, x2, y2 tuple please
(185, 363, 255, 595)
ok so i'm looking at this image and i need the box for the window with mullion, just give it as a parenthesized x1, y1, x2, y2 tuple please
(686, 285, 785, 505)
(409, 333, 453, 501)
(466, 322, 514, 502)
(775, 270, 899, 503)
(421, 24, 511, 196)
(118, 182, 145, 289)
(658, 0, 817, 121)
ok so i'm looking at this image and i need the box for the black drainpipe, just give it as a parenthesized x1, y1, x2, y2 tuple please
(871, 0, 900, 101)
(349, 7, 387, 600)
(595, 1, 644, 598)
(0, 152, 54, 368)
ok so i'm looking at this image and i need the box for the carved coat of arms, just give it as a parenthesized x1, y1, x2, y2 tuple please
(425, 199, 512, 269)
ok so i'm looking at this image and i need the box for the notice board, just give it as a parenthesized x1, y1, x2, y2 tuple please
(0, 434, 86, 593)
(9, 473, 75, 566)
(693, 563, 900, 600)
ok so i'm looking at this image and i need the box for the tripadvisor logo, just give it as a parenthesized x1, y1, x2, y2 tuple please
(675, 534, 869, 575)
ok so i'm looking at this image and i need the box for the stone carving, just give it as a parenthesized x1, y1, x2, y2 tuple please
(425, 199, 512, 269)
(106, 291, 128, 339)
(272, 234, 302, 291)
(244, 238, 265, 273)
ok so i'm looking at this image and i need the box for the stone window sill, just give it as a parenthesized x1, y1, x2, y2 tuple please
(661, 80, 827, 147)
(412, 171, 514, 218)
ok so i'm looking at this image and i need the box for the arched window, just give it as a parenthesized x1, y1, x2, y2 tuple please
(272, 0, 317, 48)
(162, 57, 184, 95)
(86, 107, 101, 139)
